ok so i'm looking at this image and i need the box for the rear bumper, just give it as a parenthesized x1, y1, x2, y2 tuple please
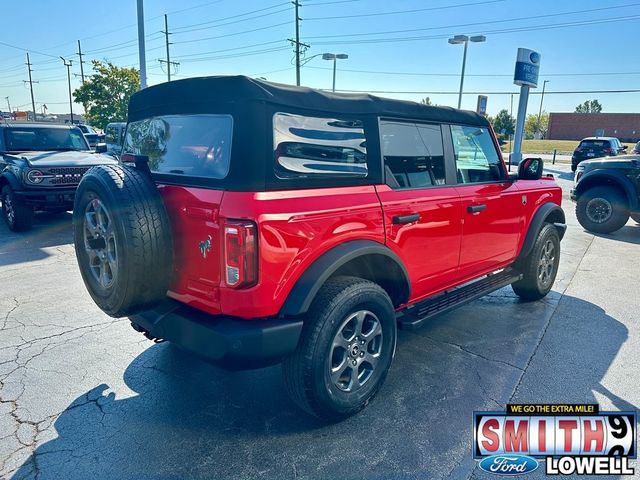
(129, 300, 303, 370)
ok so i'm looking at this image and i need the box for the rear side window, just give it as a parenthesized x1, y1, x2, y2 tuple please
(123, 114, 233, 179)
(451, 125, 504, 184)
(380, 121, 446, 189)
(273, 112, 367, 179)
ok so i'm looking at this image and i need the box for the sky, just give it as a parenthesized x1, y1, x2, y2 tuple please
(0, 0, 639, 118)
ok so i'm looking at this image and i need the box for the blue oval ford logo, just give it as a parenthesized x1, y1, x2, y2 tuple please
(529, 51, 540, 64)
(478, 454, 539, 476)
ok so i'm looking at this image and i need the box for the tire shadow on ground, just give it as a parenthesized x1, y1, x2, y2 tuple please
(10, 295, 634, 480)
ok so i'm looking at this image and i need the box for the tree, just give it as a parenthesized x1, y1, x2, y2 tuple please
(492, 109, 515, 138)
(524, 112, 549, 139)
(420, 97, 433, 106)
(575, 99, 603, 113)
(74, 61, 140, 129)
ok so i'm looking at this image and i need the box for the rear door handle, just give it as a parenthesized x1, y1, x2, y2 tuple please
(392, 213, 420, 224)
(467, 204, 487, 213)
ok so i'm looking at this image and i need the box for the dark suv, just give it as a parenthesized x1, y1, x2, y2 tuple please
(73, 76, 566, 420)
(571, 137, 626, 172)
(0, 123, 117, 231)
(571, 155, 640, 233)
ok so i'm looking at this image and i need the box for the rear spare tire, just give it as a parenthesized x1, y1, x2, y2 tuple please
(73, 164, 173, 317)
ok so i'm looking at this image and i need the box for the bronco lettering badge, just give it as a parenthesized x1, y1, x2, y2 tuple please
(199, 235, 212, 259)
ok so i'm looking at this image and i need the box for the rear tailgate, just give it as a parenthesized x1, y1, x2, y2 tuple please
(158, 185, 225, 315)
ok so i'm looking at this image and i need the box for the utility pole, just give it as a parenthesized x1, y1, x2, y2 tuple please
(159, 14, 179, 82)
(537, 79, 549, 138)
(137, 0, 147, 89)
(61, 57, 74, 124)
(25, 53, 37, 121)
(288, 1, 308, 86)
(77, 40, 85, 83)
(5, 96, 10, 114)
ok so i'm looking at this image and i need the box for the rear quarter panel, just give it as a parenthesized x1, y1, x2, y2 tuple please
(219, 186, 385, 318)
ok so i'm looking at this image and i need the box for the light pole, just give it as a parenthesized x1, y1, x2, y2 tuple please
(537, 79, 549, 138)
(322, 53, 348, 92)
(448, 34, 486, 109)
(5, 96, 10, 114)
(60, 57, 74, 124)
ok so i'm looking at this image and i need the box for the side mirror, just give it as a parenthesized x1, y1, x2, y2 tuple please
(621, 145, 628, 151)
(518, 157, 544, 180)
(95, 143, 108, 153)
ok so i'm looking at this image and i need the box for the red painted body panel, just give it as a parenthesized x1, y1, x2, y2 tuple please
(159, 185, 385, 319)
(375, 184, 463, 301)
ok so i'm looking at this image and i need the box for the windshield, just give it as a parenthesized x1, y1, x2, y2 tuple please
(579, 140, 610, 149)
(3, 127, 90, 152)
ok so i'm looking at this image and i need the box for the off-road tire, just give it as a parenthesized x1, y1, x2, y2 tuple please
(512, 223, 560, 301)
(576, 186, 629, 234)
(631, 213, 640, 224)
(282, 276, 396, 421)
(1, 185, 33, 232)
(73, 164, 173, 318)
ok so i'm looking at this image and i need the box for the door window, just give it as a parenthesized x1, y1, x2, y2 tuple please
(451, 125, 504, 184)
(380, 121, 446, 189)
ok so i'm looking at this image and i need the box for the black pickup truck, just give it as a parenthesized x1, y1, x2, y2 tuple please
(0, 123, 117, 231)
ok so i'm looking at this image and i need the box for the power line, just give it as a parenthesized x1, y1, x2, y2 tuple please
(310, 14, 640, 45)
(305, 0, 505, 20)
(172, 2, 289, 33)
(305, 65, 640, 78)
(304, 1, 640, 40)
(172, 21, 290, 45)
(334, 88, 640, 95)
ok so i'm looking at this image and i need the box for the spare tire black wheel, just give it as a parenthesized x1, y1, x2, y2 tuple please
(73, 164, 173, 318)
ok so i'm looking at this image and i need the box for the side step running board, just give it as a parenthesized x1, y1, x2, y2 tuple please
(397, 268, 523, 330)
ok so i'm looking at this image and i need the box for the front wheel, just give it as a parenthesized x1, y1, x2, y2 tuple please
(282, 276, 397, 421)
(1, 185, 33, 232)
(512, 223, 560, 301)
(576, 186, 629, 234)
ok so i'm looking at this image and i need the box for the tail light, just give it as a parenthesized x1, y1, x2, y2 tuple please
(223, 220, 258, 288)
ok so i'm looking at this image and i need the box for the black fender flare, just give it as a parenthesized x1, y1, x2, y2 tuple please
(279, 239, 410, 316)
(575, 169, 638, 211)
(0, 172, 22, 191)
(517, 203, 566, 260)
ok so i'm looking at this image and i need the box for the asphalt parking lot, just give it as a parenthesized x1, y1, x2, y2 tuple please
(0, 163, 638, 480)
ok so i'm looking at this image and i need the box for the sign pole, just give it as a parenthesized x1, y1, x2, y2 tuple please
(511, 48, 541, 165)
(511, 85, 529, 166)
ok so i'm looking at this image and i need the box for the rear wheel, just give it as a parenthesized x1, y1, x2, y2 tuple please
(512, 223, 560, 301)
(282, 276, 396, 421)
(1, 185, 33, 232)
(576, 186, 629, 234)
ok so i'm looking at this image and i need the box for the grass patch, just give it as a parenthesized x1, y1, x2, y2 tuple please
(500, 139, 636, 155)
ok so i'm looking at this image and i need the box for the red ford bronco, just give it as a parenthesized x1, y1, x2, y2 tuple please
(73, 76, 565, 420)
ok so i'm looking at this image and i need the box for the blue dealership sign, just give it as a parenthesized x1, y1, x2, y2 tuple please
(514, 48, 540, 87)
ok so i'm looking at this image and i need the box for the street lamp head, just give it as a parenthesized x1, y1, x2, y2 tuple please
(322, 53, 336, 60)
(335, 54, 349, 60)
(469, 35, 486, 43)
(448, 34, 469, 44)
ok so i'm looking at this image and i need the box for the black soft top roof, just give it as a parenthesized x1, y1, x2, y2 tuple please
(128, 75, 488, 127)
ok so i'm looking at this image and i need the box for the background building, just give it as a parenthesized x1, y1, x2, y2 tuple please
(547, 113, 640, 142)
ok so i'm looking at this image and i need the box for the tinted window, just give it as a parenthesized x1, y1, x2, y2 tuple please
(579, 140, 610, 149)
(273, 113, 367, 179)
(123, 115, 233, 179)
(105, 125, 122, 145)
(380, 121, 445, 189)
(451, 125, 504, 184)
(3, 127, 89, 151)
